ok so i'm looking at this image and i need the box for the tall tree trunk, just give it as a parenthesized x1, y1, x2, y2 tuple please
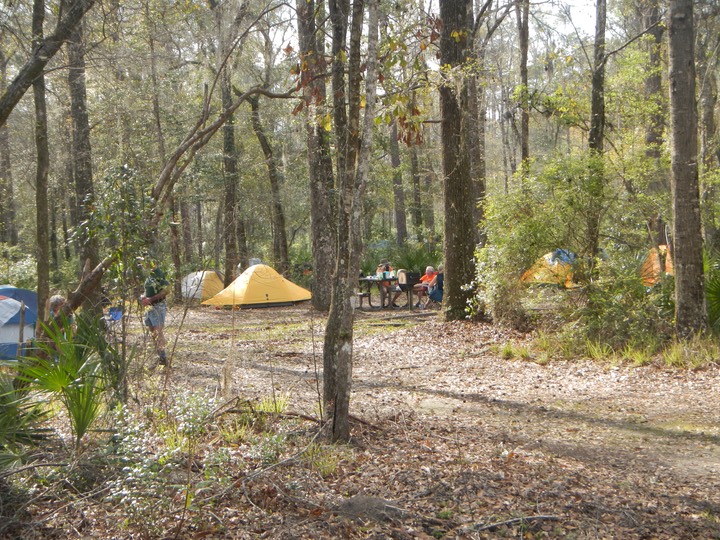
(638, 0, 668, 253)
(323, 0, 378, 442)
(236, 209, 248, 271)
(409, 137, 423, 239)
(33, 0, 50, 323)
(68, 18, 100, 315)
(422, 164, 435, 234)
(196, 201, 204, 261)
(697, 32, 720, 252)
(668, 0, 707, 337)
(221, 76, 239, 287)
(515, 0, 530, 180)
(440, 0, 475, 321)
(0, 52, 17, 245)
(585, 0, 607, 260)
(249, 96, 290, 273)
(180, 202, 194, 263)
(389, 120, 407, 245)
(589, 0, 607, 153)
(297, 0, 336, 310)
(323, 0, 352, 438)
(169, 198, 183, 297)
(466, 61, 486, 246)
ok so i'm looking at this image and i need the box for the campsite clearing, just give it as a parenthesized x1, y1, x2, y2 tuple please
(4, 304, 720, 538)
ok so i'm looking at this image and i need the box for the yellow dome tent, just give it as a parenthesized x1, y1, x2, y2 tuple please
(202, 264, 311, 307)
(181, 270, 225, 301)
(521, 249, 577, 288)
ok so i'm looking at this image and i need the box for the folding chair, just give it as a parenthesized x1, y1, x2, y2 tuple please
(422, 272, 444, 309)
(395, 269, 421, 308)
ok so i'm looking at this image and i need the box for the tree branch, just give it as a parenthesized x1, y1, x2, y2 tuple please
(0, 0, 97, 127)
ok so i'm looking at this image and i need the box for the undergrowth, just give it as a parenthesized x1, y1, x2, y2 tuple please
(0, 383, 346, 539)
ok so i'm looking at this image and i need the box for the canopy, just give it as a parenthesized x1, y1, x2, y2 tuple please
(202, 264, 311, 307)
(181, 270, 225, 301)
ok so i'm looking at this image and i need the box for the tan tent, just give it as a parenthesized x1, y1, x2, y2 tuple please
(640, 245, 674, 287)
(181, 270, 225, 301)
(202, 264, 311, 307)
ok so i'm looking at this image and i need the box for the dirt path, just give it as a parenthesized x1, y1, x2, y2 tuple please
(159, 305, 720, 537)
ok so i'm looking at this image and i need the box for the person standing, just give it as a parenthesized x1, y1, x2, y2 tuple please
(141, 263, 170, 366)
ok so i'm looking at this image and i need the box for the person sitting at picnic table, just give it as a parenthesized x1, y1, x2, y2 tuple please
(376, 259, 397, 307)
(412, 266, 437, 308)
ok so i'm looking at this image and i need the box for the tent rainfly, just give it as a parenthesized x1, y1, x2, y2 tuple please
(640, 245, 674, 287)
(202, 264, 311, 308)
(521, 249, 577, 288)
(0, 285, 38, 360)
(181, 270, 225, 301)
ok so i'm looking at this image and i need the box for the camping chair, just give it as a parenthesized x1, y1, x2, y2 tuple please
(423, 272, 444, 309)
(394, 269, 421, 308)
(103, 306, 123, 344)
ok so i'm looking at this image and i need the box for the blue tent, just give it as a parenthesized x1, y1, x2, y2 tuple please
(0, 286, 38, 360)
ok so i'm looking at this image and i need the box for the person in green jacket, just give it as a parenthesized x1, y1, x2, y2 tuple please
(141, 263, 170, 366)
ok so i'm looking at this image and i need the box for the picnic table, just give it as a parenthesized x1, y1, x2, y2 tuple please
(358, 275, 398, 309)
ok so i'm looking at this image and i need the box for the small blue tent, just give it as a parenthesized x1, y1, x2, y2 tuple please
(0, 286, 38, 359)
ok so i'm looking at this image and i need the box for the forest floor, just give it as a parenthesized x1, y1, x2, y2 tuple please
(5, 302, 720, 539)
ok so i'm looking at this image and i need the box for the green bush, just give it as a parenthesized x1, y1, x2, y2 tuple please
(562, 250, 674, 352)
(16, 319, 106, 450)
(0, 244, 37, 290)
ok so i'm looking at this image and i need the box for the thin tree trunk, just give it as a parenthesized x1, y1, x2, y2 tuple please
(697, 32, 720, 252)
(68, 17, 100, 315)
(668, 0, 707, 336)
(515, 0, 530, 179)
(422, 164, 435, 234)
(196, 201, 204, 261)
(296, 0, 336, 310)
(589, 0, 607, 153)
(249, 96, 289, 273)
(638, 0, 668, 253)
(324, 0, 379, 443)
(180, 201, 194, 263)
(409, 138, 423, 239)
(585, 0, 607, 260)
(389, 120, 407, 245)
(33, 0, 50, 323)
(0, 52, 17, 245)
(169, 198, 183, 297)
(221, 76, 239, 287)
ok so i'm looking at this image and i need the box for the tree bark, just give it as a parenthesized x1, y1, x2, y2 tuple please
(589, 0, 607, 153)
(697, 29, 720, 251)
(221, 75, 240, 287)
(440, 0, 475, 321)
(409, 134, 423, 239)
(68, 17, 101, 315)
(249, 96, 290, 274)
(389, 120, 407, 245)
(668, 0, 707, 336)
(0, 0, 96, 128)
(296, 0, 336, 310)
(33, 0, 50, 323)
(0, 52, 18, 245)
(515, 0, 530, 179)
(323, 0, 378, 443)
